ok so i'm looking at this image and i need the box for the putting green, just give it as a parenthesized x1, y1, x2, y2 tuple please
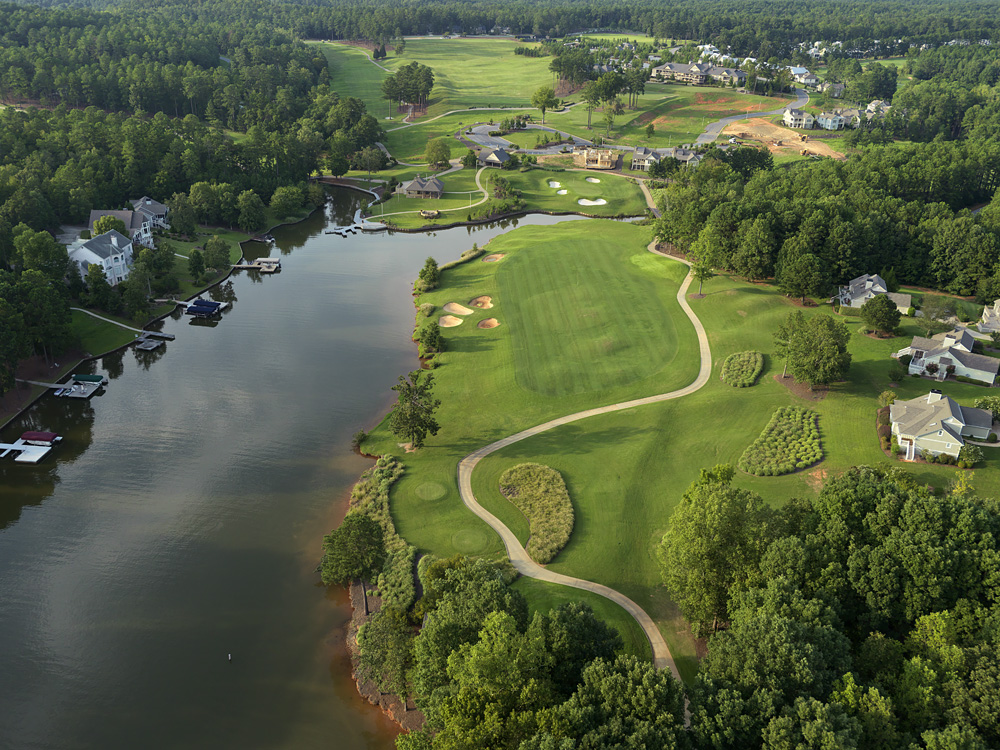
(415, 481, 447, 500)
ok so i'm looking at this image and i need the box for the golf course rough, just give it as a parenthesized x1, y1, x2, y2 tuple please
(738, 406, 823, 476)
(499, 463, 574, 564)
(721, 350, 765, 387)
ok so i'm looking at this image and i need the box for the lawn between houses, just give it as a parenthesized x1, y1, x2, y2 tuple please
(362, 220, 1000, 682)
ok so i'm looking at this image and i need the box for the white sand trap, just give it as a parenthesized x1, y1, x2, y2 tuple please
(585, 177, 601, 183)
(548, 181, 562, 188)
(443, 302, 473, 315)
(557, 189, 568, 195)
(578, 198, 607, 206)
(470, 296, 494, 309)
(482, 253, 505, 262)
(439, 315, 463, 327)
(477, 318, 500, 329)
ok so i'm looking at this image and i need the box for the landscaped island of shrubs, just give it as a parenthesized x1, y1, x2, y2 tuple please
(499, 463, 574, 564)
(738, 406, 823, 476)
(720, 350, 764, 387)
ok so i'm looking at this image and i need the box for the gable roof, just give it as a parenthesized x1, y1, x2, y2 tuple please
(632, 146, 661, 160)
(89, 209, 147, 234)
(79, 230, 132, 260)
(890, 391, 970, 439)
(131, 196, 167, 216)
(480, 148, 510, 163)
(401, 175, 443, 193)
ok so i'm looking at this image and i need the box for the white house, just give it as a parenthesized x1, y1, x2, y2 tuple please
(816, 111, 845, 130)
(896, 329, 1000, 384)
(67, 230, 134, 285)
(782, 108, 815, 129)
(131, 196, 169, 228)
(630, 146, 661, 171)
(890, 390, 992, 460)
(837, 273, 911, 312)
(88, 209, 155, 249)
(980, 299, 1000, 332)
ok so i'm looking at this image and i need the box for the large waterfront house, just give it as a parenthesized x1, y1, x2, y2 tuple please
(88, 209, 155, 249)
(398, 176, 444, 199)
(837, 273, 911, 312)
(890, 390, 992, 460)
(895, 329, 1000, 384)
(782, 108, 815, 129)
(630, 146, 662, 171)
(131, 196, 170, 228)
(67, 230, 134, 285)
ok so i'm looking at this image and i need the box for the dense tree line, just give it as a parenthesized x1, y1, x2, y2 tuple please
(0, 2, 328, 131)
(655, 141, 1000, 298)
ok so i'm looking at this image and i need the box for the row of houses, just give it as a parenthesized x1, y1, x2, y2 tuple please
(67, 196, 170, 285)
(782, 100, 891, 130)
(651, 62, 746, 85)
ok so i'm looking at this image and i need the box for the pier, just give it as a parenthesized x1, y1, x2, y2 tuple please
(233, 258, 281, 273)
(0, 439, 52, 463)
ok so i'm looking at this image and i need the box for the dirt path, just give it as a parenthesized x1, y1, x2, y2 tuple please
(456, 243, 712, 679)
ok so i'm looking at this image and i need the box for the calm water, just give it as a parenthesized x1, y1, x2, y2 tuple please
(0, 190, 581, 750)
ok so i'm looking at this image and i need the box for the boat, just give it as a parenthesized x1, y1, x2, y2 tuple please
(21, 431, 62, 447)
(72, 373, 108, 385)
(53, 388, 65, 397)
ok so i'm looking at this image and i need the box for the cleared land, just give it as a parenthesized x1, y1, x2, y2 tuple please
(723, 117, 846, 160)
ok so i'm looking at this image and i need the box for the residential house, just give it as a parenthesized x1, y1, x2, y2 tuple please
(652, 62, 745, 85)
(890, 390, 992, 460)
(131, 196, 169, 228)
(818, 82, 846, 98)
(398, 176, 444, 199)
(835, 108, 865, 128)
(88, 209, 155, 249)
(867, 100, 891, 116)
(837, 273, 911, 311)
(980, 299, 1000, 332)
(574, 148, 617, 170)
(816, 111, 845, 130)
(782, 108, 815, 129)
(663, 147, 701, 167)
(895, 329, 1000, 384)
(478, 148, 511, 168)
(787, 66, 818, 85)
(709, 66, 747, 85)
(67, 230, 134, 285)
(630, 146, 661, 171)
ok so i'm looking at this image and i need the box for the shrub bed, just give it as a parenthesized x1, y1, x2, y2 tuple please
(499, 463, 574, 564)
(721, 350, 764, 387)
(344, 455, 417, 610)
(738, 406, 823, 476)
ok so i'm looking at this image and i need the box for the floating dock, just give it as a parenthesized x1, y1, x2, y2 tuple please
(0, 439, 52, 463)
(233, 258, 281, 273)
(19, 375, 105, 399)
(181, 299, 231, 318)
(135, 335, 164, 351)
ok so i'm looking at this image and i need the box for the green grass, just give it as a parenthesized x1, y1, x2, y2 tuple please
(504, 169, 648, 218)
(71, 310, 137, 355)
(166, 228, 249, 260)
(310, 42, 401, 124)
(384, 113, 488, 163)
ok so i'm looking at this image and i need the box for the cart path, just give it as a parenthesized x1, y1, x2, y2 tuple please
(694, 88, 808, 144)
(456, 243, 711, 680)
(70, 307, 144, 333)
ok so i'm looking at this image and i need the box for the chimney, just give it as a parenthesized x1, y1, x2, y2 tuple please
(111, 234, 118, 248)
(927, 389, 943, 403)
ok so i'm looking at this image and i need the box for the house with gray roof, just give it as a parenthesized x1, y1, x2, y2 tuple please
(980, 299, 1000, 333)
(630, 146, 662, 171)
(890, 390, 992, 460)
(67, 230, 134, 285)
(398, 175, 444, 199)
(837, 273, 911, 312)
(782, 108, 815, 129)
(131, 196, 169, 228)
(88, 209, 155, 249)
(663, 147, 701, 167)
(478, 148, 511, 168)
(895, 329, 1000, 384)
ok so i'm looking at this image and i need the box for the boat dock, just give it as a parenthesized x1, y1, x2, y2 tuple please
(233, 258, 281, 273)
(18, 375, 106, 399)
(135, 335, 164, 351)
(0, 439, 52, 463)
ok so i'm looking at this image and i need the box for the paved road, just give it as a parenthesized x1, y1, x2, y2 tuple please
(455, 244, 713, 678)
(695, 87, 808, 145)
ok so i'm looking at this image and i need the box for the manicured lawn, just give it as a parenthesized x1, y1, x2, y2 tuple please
(384, 113, 487, 163)
(372, 167, 485, 225)
(165, 228, 249, 260)
(310, 42, 404, 125)
(505, 168, 648, 218)
(71, 310, 137, 355)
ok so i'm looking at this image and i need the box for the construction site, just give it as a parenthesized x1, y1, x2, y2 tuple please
(723, 117, 847, 160)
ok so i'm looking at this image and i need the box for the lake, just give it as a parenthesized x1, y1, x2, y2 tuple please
(0, 189, 581, 750)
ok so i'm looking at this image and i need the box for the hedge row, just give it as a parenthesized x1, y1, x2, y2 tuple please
(738, 406, 824, 476)
(348, 455, 417, 610)
(721, 350, 764, 387)
(499, 463, 574, 564)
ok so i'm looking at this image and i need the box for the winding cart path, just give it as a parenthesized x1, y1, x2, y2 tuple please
(456, 244, 712, 679)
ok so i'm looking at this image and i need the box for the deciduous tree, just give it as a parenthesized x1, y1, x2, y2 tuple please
(389, 370, 441, 449)
(320, 512, 386, 585)
(860, 293, 901, 335)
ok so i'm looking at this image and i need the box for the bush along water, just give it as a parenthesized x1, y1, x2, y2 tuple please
(738, 406, 823, 476)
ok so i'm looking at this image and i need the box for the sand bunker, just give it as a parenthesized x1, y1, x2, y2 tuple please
(585, 177, 601, 183)
(548, 180, 562, 188)
(470, 296, 494, 309)
(443, 302, 473, 315)
(578, 198, 607, 206)
(557, 189, 568, 195)
(477, 318, 500, 329)
(482, 253, 505, 262)
(439, 315, 463, 327)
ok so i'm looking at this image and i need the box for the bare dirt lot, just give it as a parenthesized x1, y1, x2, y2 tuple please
(723, 117, 846, 160)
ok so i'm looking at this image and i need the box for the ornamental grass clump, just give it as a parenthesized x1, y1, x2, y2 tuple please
(499, 463, 574, 564)
(738, 406, 823, 476)
(721, 350, 764, 387)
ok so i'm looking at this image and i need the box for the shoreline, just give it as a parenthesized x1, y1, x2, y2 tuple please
(371, 207, 646, 234)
